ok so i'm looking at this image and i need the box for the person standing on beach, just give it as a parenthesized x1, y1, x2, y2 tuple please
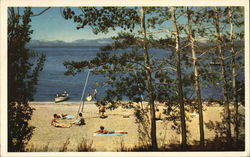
(155, 109, 162, 120)
(93, 88, 97, 100)
(99, 105, 106, 117)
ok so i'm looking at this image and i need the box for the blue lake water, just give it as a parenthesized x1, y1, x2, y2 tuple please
(32, 47, 101, 101)
(31, 47, 228, 101)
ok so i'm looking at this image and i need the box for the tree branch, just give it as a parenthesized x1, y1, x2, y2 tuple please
(31, 7, 51, 17)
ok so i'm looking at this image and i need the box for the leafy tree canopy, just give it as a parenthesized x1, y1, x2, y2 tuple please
(8, 7, 46, 152)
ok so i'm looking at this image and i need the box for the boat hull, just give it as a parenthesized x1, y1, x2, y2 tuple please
(54, 96, 69, 103)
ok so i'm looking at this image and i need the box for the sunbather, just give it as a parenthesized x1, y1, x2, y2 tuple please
(54, 113, 68, 119)
(95, 126, 127, 135)
(51, 114, 71, 128)
(95, 126, 109, 134)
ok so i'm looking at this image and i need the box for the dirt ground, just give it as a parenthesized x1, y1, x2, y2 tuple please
(26, 101, 242, 152)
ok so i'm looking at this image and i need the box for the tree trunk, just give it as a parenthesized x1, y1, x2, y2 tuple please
(214, 7, 232, 144)
(171, 7, 187, 149)
(140, 7, 158, 150)
(228, 7, 239, 142)
(187, 7, 205, 149)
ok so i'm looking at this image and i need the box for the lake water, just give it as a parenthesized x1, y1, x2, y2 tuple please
(31, 47, 226, 101)
(31, 47, 100, 101)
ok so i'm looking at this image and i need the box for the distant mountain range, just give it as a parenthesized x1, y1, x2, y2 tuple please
(27, 38, 244, 48)
(27, 38, 113, 48)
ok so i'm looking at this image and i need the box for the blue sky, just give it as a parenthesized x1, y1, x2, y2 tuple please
(29, 7, 176, 42)
(17, 7, 243, 42)
(30, 7, 119, 42)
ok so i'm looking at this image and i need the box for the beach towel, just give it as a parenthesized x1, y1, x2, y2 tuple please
(59, 115, 74, 119)
(93, 133, 127, 136)
(93, 131, 128, 136)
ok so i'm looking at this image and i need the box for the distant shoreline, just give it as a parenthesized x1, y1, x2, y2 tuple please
(27, 46, 102, 48)
(28, 101, 230, 107)
(29, 101, 96, 105)
(29, 101, 132, 105)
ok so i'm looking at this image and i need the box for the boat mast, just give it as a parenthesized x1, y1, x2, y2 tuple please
(76, 69, 91, 118)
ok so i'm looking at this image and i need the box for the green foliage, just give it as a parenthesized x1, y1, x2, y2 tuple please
(204, 109, 245, 150)
(134, 106, 151, 147)
(8, 7, 46, 152)
(64, 32, 177, 105)
(62, 6, 244, 150)
(63, 7, 140, 34)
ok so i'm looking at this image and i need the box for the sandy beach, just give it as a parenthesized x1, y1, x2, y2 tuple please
(26, 101, 243, 152)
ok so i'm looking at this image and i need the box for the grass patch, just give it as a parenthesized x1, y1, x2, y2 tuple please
(77, 137, 95, 152)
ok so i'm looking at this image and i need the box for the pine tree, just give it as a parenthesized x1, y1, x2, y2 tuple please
(225, 6, 244, 144)
(213, 7, 232, 145)
(140, 7, 158, 150)
(187, 7, 205, 149)
(8, 7, 45, 151)
(171, 7, 187, 149)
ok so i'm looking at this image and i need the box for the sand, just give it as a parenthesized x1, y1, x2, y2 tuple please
(26, 101, 242, 152)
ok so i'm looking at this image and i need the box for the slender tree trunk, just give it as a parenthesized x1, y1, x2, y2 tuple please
(171, 7, 187, 149)
(214, 7, 232, 144)
(187, 7, 205, 149)
(228, 7, 239, 143)
(140, 7, 158, 150)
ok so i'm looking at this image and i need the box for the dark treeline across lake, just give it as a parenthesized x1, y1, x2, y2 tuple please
(31, 47, 226, 102)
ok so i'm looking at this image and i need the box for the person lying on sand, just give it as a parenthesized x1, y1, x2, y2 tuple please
(51, 114, 71, 128)
(95, 126, 110, 134)
(53, 113, 74, 119)
(71, 112, 85, 126)
(54, 113, 68, 119)
(95, 126, 128, 134)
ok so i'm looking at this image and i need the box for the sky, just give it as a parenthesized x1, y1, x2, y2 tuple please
(17, 7, 243, 42)
(29, 7, 119, 42)
(28, 7, 177, 42)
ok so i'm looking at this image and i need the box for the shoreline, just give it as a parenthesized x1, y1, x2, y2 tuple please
(28, 101, 148, 106)
(28, 101, 241, 107)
